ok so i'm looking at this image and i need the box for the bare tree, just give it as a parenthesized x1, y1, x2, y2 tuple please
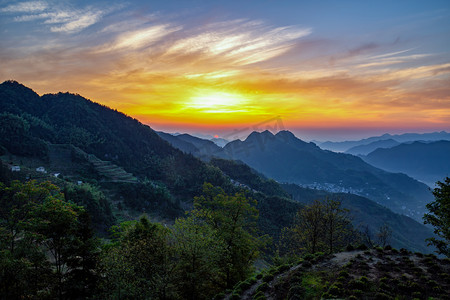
(376, 223, 392, 247)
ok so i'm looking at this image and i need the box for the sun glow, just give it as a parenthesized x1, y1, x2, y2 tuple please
(185, 89, 250, 113)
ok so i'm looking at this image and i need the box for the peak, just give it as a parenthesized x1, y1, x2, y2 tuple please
(275, 130, 296, 139)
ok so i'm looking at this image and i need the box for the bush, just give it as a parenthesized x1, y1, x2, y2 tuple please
(262, 274, 274, 283)
(255, 282, 268, 293)
(213, 292, 225, 300)
(302, 261, 312, 268)
(277, 264, 290, 273)
(357, 244, 368, 250)
(231, 292, 240, 300)
(256, 273, 263, 279)
(346, 244, 355, 251)
(303, 253, 314, 261)
(384, 245, 392, 250)
(374, 292, 392, 300)
(288, 283, 305, 298)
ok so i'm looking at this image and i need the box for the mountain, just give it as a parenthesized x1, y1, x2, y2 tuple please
(319, 131, 450, 152)
(345, 139, 400, 156)
(0, 80, 232, 202)
(223, 130, 433, 221)
(363, 141, 450, 186)
(210, 137, 229, 147)
(207, 158, 434, 252)
(157, 132, 228, 160)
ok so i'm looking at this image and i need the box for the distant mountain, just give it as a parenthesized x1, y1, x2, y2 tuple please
(210, 137, 229, 147)
(319, 131, 450, 152)
(223, 130, 433, 221)
(345, 139, 400, 156)
(157, 132, 228, 160)
(363, 140, 450, 186)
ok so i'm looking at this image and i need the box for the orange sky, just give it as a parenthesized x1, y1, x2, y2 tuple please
(1, 1, 449, 140)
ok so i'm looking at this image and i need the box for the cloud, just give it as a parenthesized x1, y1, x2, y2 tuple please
(1, 1, 110, 33)
(165, 20, 312, 65)
(94, 24, 181, 53)
(1, 1, 47, 12)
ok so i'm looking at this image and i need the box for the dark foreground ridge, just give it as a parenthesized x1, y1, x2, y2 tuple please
(223, 247, 450, 300)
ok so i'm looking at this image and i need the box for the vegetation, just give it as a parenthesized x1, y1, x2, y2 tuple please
(279, 199, 358, 256)
(424, 177, 450, 257)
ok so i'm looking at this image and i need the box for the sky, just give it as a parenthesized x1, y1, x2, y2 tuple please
(1, 0, 450, 141)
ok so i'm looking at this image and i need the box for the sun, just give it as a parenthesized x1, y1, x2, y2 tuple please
(185, 89, 249, 113)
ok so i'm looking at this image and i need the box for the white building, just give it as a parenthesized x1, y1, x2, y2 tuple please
(11, 166, 20, 172)
(36, 166, 46, 173)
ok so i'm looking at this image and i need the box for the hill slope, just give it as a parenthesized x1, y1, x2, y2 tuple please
(363, 141, 450, 186)
(0, 80, 231, 202)
(223, 130, 433, 221)
(345, 139, 400, 156)
(227, 249, 450, 299)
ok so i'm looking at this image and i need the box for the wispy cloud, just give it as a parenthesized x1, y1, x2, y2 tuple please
(1, 1, 47, 13)
(166, 20, 312, 65)
(1, 1, 111, 33)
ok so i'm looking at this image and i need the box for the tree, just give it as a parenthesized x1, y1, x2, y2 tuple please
(192, 183, 267, 289)
(281, 198, 356, 256)
(376, 223, 392, 248)
(99, 216, 178, 299)
(423, 177, 450, 257)
(172, 215, 224, 299)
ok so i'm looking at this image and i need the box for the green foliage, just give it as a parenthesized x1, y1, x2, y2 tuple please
(192, 183, 269, 289)
(64, 183, 115, 231)
(99, 216, 178, 299)
(423, 177, 450, 257)
(0, 180, 98, 299)
(210, 158, 290, 198)
(280, 198, 356, 256)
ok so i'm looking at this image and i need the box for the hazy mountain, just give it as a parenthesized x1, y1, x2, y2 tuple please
(345, 139, 400, 156)
(157, 132, 229, 160)
(224, 130, 433, 221)
(363, 140, 450, 186)
(210, 137, 229, 147)
(319, 131, 450, 152)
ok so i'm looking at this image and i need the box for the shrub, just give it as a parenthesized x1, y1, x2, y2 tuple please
(231, 292, 240, 300)
(352, 289, 363, 297)
(374, 292, 392, 300)
(328, 285, 341, 296)
(357, 244, 368, 250)
(346, 244, 355, 251)
(255, 282, 268, 293)
(414, 252, 424, 258)
(256, 273, 263, 279)
(302, 261, 312, 268)
(213, 292, 225, 300)
(277, 264, 290, 273)
(384, 245, 392, 250)
(252, 291, 266, 300)
(287, 283, 305, 298)
(338, 270, 349, 278)
(262, 274, 274, 283)
(303, 253, 314, 261)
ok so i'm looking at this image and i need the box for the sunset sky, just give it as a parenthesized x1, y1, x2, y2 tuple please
(1, 0, 449, 141)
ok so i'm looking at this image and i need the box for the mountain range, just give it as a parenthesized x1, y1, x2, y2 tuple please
(319, 131, 450, 152)
(363, 140, 450, 186)
(0, 80, 438, 252)
(221, 130, 433, 221)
